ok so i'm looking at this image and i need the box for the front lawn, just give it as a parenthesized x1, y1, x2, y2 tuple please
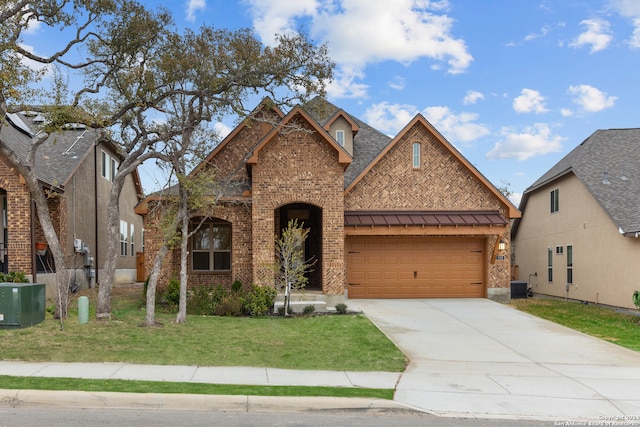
(0, 287, 407, 372)
(511, 297, 640, 352)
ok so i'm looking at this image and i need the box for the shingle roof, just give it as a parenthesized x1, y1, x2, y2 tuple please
(1, 112, 100, 189)
(524, 128, 640, 234)
(303, 97, 392, 188)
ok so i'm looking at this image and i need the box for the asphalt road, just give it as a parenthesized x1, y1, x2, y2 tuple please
(0, 407, 556, 427)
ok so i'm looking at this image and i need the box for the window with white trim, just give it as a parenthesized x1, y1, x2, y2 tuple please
(412, 142, 421, 169)
(130, 223, 135, 256)
(192, 222, 231, 271)
(120, 220, 128, 256)
(550, 189, 559, 213)
(335, 130, 345, 146)
(101, 150, 119, 183)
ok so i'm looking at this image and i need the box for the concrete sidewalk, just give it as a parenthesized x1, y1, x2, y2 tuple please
(0, 361, 406, 413)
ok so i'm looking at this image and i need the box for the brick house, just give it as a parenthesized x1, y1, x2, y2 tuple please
(0, 111, 144, 297)
(137, 98, 520, 304)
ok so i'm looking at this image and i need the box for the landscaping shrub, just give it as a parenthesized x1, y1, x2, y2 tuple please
(215, 293, 244, 316)
(187, 284, 217, 315)
(302, 304, 316, 315)
(0, 271, 29, 283)
(242, 284, 277, 316)
(164, 278, 180, 306)
(231, 279, 243, 292)
(335, 303, 348, 314)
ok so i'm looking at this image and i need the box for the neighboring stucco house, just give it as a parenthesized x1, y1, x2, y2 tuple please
(0, 110, 144, 297)
(512, 128, 640, 310)
(137, 98, 520, 304)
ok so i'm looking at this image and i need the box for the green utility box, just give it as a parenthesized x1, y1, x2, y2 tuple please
(0, 283, 46, 329)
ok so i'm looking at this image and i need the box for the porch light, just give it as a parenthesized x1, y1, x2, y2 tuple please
(498, 240, 506, 251)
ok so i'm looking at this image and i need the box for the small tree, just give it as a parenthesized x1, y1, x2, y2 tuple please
(273, 219, 316, 316)
(633, 291, 640, 312)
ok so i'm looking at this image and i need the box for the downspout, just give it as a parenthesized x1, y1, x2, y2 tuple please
(94, 140, 99, 286)
(31, 200, 37, 283)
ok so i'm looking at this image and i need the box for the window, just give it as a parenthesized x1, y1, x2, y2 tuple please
(555, 246, 563, 255)
(130, 223, 135, 256)
(111, 157, 118, 182)
(412, 143, 421, 169)
(192, 222, 231, 271)
(567, 245, 573, 284)
(101, 151, 109, 180)
(547, 247, 553, 282)
(120, 220, 128, 256)
(335, 130, 345, 146)
(550, 189, 559, 213)
(101, 150, 118, 182)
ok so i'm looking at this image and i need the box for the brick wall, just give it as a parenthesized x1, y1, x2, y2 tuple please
(251, 114, 345, 295)
(345, 121, 512, 290)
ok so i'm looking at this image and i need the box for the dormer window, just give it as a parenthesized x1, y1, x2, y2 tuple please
(335, 130, 345, 146)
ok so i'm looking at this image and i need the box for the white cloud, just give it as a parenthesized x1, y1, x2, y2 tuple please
(214, 122, 232, 139)
(363, 102, 489, 144)
(524, 25, 550, 41)
(364, 102, 416, 135)
(186, 0, 206, 22)
(607, 1, 640, 47)
(630, 17, 640, 48)
(486, 123, 564, 161)
(244, 0, 473, 99)
(325, 66, 369, 99)
(569, 19, 612, 53)
(509, 192, 522, 207)
(568, 84, 617, 112)
(422, 106, 490, 143)
(388, 76, 405, 91)
(513, 88, 549, 114)
(463, 90, 484, 105)
(560, 108, 573, 117)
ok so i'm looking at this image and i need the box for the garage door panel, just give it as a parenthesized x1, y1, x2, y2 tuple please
(347, 237, 485, 299)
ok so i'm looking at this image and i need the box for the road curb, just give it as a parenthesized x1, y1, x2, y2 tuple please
(0, 389, 411, 413)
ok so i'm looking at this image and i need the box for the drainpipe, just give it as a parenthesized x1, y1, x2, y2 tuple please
(31, 200, 37, 283)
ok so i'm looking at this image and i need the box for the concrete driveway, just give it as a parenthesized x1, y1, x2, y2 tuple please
(354, 298, 640, 421)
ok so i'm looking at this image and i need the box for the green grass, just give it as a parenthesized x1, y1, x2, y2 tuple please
(1, 311, 406, 372)
(0, 375, 394, 400)
(0, 289, 405, 398)
(511, 298, 640, 352)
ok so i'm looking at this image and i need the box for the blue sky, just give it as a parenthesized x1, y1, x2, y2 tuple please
(21, 1, 640, 205)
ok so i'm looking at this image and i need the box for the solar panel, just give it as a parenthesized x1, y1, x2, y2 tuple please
(6, 113, 34, 137)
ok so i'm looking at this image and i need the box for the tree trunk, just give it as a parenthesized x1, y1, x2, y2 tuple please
(176, 199, 189, 323)
(96, 177, 125, 320)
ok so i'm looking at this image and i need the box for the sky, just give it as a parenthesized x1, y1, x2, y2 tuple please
(20, 0, 640, 206)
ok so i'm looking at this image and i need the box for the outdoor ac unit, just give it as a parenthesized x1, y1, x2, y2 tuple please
(0, 283, 45, 329)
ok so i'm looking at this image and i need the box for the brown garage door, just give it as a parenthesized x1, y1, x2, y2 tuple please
(347, 237, 485, 298)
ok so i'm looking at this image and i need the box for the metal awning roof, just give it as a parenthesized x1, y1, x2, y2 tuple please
(344, 210, 508, 227)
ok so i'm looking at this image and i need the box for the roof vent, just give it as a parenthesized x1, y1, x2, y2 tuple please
(602, 171, 610, 185)
(621, 164, 628, 181)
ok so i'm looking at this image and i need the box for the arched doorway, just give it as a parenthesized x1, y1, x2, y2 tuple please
(277, 203, 322, 291)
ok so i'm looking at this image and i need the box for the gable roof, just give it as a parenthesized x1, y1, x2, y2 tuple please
(247, 106, 352, 166)
(345, 113, 520, 219)
(189, 97, 285, 179)
(515, 128, 640, 235)
(303, 97, 392, 188)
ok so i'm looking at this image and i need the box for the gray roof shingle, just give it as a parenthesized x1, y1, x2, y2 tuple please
(525, 128, 640, 233)
(1, 112, 100, 189)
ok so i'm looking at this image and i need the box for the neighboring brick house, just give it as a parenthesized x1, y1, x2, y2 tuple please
(512, 129, 640, 310)
(137, 98, 520, 303)
(0, 111, 144, 297)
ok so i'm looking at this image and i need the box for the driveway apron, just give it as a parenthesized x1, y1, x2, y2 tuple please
(354, 298, 640, 420)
